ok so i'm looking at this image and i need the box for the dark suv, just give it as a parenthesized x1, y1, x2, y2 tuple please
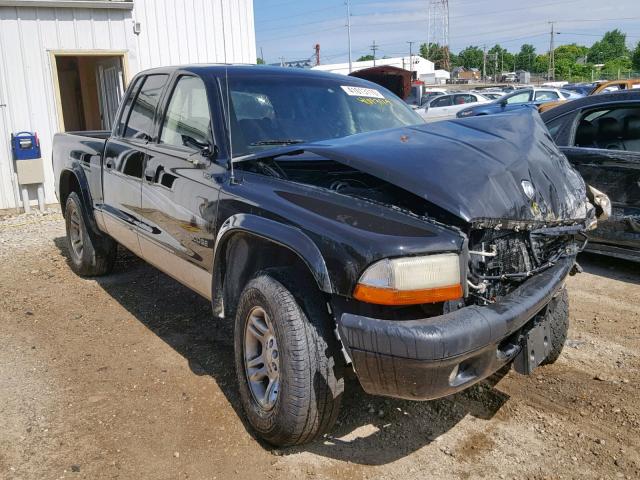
(53, 65, 594, 446)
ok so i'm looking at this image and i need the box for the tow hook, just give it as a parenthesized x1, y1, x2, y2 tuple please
(570, 262, 583, 276)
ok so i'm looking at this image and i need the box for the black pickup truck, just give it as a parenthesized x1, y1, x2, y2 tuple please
(53, 65, 596, 447)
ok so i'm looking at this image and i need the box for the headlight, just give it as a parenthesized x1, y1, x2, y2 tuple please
(353, 253, 463, 305)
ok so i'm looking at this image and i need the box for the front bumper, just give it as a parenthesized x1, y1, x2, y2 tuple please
(337, 257, 574, 400)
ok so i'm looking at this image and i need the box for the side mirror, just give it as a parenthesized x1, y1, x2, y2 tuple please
(499, 99, 507, 108)
(182, 134, 218, 160)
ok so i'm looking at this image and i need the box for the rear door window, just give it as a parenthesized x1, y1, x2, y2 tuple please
(454, 94, 475, 105)
(430, 95, 453, 108)
(535, 90, 560, 101)
(121, 74, 169, 141)
(505, 91, 531, 104)
(573, 106, 640, 152)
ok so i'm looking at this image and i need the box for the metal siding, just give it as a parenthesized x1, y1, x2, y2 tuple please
(0, 0, 255, 210)
(134, 0, 256, 69)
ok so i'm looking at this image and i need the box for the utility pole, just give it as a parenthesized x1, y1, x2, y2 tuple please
(346, 0, 353, 73)
(426, 6, 431, 60)
(548, 21, 556, 81)
(482, 44, 487, 83)
(314, 43, 320, 66)
(370, 40, 379, 66)
(407, 41, 415, 78)
(260, 46, 264, 63)
(279, 56, 285, 67)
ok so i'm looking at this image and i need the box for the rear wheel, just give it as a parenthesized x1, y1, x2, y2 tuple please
(234, 271, 344, 446)
(64, 192, 117, 276)
(541, 287, 569, 365)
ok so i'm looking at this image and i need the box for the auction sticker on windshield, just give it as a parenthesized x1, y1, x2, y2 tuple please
(341, 86, 385, 99)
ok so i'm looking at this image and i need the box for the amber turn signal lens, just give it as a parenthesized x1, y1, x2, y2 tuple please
(353, 283, 463, 306)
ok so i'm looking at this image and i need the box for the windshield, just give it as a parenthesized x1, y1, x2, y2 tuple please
(225, 75, 423, 157)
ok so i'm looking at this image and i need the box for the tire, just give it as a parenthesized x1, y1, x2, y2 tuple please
(64, 191, 117, 277)
(541, 287, 569, 365)
(234, 271, 344, 446)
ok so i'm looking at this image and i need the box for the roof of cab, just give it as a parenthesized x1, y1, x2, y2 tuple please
(135, 63, 361, 82)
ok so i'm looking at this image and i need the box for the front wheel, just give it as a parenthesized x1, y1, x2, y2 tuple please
(234, 272, 344, 446)
(64, 192, 117, 276)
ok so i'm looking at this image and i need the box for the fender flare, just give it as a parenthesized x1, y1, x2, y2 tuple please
(59, 166, 102, 237)
(212, 213, 333, 295)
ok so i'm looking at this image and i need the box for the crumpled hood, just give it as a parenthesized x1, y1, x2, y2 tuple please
(299, 110, 589, 225)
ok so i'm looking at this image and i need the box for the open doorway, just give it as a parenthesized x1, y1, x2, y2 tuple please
(53, 53, 126, 131)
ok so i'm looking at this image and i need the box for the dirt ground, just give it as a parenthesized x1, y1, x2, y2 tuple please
(1, 208, 639, 480)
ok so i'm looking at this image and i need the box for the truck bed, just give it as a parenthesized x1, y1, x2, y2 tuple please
(52, 131, 110, 210)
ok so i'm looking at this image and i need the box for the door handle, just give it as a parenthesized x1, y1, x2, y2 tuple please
(105, 158, 115, 170)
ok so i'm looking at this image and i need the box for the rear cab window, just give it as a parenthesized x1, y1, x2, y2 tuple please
(118, 74, 169, 141)
(160, 76, 213, 150)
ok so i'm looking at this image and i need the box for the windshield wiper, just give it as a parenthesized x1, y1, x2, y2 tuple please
(249, 139, 304, 146)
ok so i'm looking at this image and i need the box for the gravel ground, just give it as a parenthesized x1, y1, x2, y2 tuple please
(1, 209, 639, 480)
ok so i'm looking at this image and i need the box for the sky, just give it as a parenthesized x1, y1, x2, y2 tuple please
(253, 0, 640, 65)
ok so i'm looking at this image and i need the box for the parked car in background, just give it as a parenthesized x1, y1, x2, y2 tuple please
(597, 78, 640, 93)
(457, 88, 567, 118)
(539, 79, 640, 113)
(420, 88, 448, 105)
(473, 90, 505, 100)
(418, 92, 490, 121)
(541, 90, 640, 261)
(559, 89, 585, 100)
(563, 82, 598, 96)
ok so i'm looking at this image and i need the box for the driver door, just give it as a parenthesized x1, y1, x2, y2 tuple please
(138, 74, 226, 299)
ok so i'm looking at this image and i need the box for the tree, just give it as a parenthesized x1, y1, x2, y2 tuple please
(515, 44, 536, 71)
(357, 54, 374, 62)
(486, 44, 514, 76)
(457, 46, 484, 69)
(554, 43, 589, 79)
(419, 42, 451, 69)
(256, 57, 265, 65)
(533, 54, 549, 74)
(589, 29, 629, 64)
(632, 41, 640, 71)
(602, 56, 633, 78)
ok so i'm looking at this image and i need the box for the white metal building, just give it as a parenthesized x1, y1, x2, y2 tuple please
(0, 0, 256, 211)
(312, 55, 436, 80)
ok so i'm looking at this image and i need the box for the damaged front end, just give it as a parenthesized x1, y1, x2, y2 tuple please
(234, 109, 593, 309)
(232, 109, 595, 400)
(466, 225, 585, 304)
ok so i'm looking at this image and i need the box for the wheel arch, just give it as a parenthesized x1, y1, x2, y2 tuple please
(211, 214, 332, 319)
(58, 167, 101, 237)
